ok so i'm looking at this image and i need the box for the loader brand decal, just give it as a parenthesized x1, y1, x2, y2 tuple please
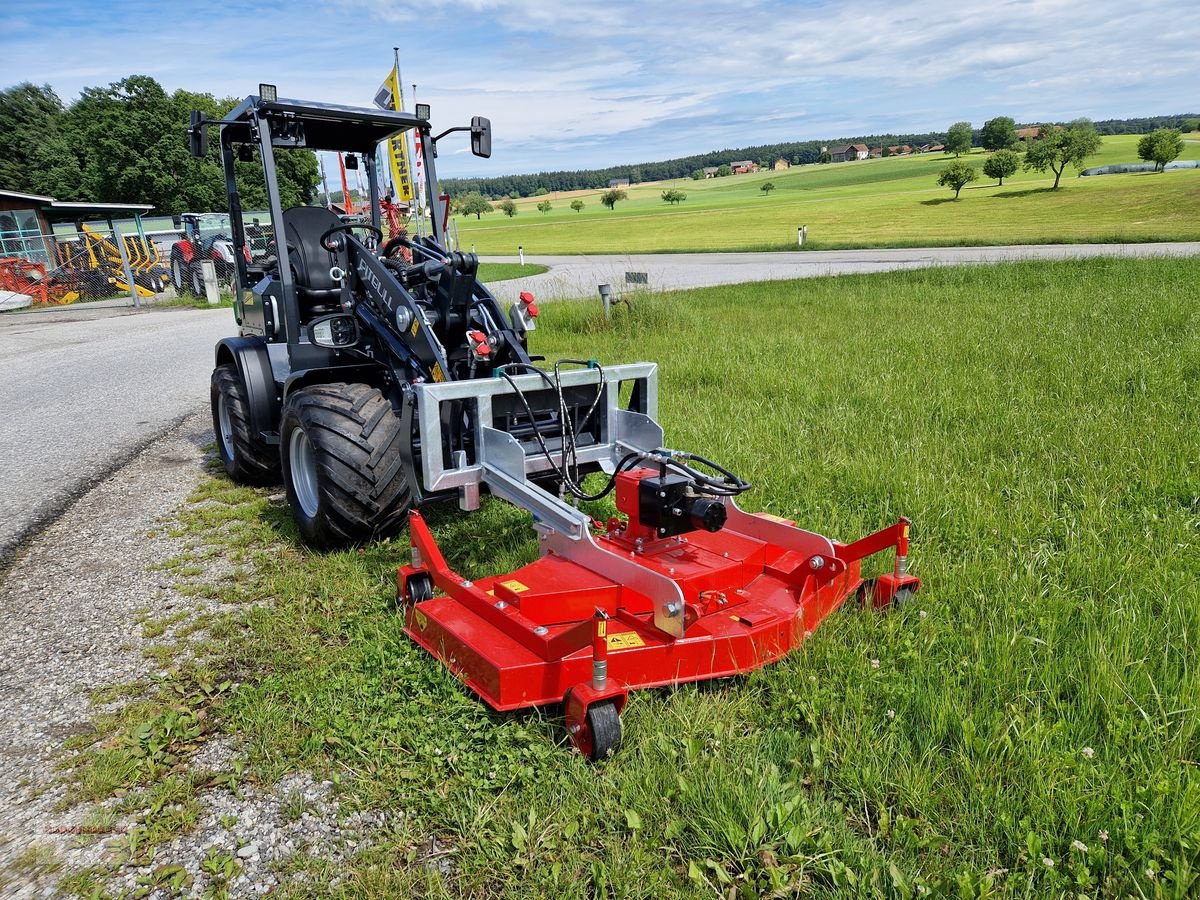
(356, 258, 397, 313)
(606, 632, 645, 650)
(499, 579, 529, 594)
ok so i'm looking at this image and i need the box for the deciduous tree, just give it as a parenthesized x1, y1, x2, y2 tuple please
(760, 181, 776, 196)
(600, 189, 627, 210)
(1136, 129, 1184, 171)
(980, 116, 1017, 151)
(937, 161, 978, 198)
(1023, 119, 1102, 189)
(536, 199, 552, 213)
(660, 189, 686, 204)
(499, 198, 517, 216)
(458, 191, 493, 219)
(570, 199, 585, 212)
(982, 149, 1020, 186)
(945, 121, 973, 157)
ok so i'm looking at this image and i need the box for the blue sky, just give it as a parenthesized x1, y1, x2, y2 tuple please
(2, 0, 1198, 177)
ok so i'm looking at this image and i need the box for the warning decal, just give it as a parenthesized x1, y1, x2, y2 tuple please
(606, 632, 645, 650)
(500, 579, 530, 594)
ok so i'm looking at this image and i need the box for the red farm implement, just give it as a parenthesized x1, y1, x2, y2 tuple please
(395, 364, 920, 760)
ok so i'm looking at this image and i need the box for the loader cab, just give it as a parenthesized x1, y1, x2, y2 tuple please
(189, 90, 453, 368)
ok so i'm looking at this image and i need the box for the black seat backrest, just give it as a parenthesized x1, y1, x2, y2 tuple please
(282, 206, 341, 297)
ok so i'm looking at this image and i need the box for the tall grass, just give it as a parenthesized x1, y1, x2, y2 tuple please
(194, 257, 1197, 897)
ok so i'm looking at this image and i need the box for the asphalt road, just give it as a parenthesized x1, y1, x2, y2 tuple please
(484, 241, 1200, 302)
(0, 305, 234, 563)
(3, 241, 1198, 563)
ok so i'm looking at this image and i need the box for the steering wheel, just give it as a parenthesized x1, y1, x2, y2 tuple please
(320, 222, 384, 252)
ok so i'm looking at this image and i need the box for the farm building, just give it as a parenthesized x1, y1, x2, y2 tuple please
(829, 144, 869, 162)
(730, 160, 759, 173)
(1016, 127, 1042, 140)
(608, 178, 630, 188)
(773, 159, 790, 170)
(702, 166, 720, 178)
(869, 147, 883, 158)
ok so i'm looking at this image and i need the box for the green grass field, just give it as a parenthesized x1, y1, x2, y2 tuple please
(476, 261, 548, 282)
(454, 134, 1200, 254)
(66, 256, 1199, 897)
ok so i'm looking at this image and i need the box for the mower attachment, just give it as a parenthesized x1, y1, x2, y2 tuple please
(396, 363, 919, 759)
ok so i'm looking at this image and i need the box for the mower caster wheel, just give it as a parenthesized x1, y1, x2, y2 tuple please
(891, 587, 917, 609)
(567, 698, 622, 762)
(405, 572, 433, 605)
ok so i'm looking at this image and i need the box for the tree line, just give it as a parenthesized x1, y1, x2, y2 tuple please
(0, 77, 319, 216)
(443, 114, 1197, 199)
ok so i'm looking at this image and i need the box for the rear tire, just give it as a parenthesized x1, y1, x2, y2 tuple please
(280, 383, 412, 548)
(170, 249, 190, 294)
(211, 365, 280, 485)
(191, 263, 204, 297)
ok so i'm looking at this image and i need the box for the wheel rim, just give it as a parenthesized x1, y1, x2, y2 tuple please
(289, 427, 320, 518)
(192, 267, 202, 295)
(172, 258, 182, 289)
(216, 393, 234, 461)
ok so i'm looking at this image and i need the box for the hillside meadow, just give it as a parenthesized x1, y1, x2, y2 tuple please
(452, 134, 1200, 254)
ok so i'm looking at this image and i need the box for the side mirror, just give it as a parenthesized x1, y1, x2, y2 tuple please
(188, 110, 208, 158)
(308, 313, 359, 349)
(345, 154, 359, 170)
(471, 116, 492, 159)
(237, 144, 254, 162)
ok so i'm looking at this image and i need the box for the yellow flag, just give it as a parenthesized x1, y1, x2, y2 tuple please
(374, 66, 414, 202)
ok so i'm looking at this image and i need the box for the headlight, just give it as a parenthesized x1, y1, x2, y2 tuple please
(395, 306, 413, 332)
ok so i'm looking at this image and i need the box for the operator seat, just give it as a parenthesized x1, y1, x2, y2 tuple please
(281, 206, 342, 320)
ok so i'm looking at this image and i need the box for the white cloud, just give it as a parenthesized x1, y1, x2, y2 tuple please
(3, 0, 1198, 173)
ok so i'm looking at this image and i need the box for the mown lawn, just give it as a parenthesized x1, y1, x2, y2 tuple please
(452, 134, 1200, 254)
(141, 256, 1198, 898)
(476, 261, 548, 283)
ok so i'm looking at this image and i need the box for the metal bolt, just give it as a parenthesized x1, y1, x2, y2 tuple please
(495, 600, 508, 609)
(665, 602, 682, 616)
(810, 556, 825, 570)
(462, 580, 474, 588)
(534, 626, 548, 635)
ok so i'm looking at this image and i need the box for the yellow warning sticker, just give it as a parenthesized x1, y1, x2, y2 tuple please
(413, 609, 428, 631)
(431, 363, 447, 383)
(409, 319, 419, 336)
(597, 621, 607, 637)
(902, 524, 910, 539)
(606, 632, 645, 650)
(500, 579, 530, 593)
(757, 513, 794, 524)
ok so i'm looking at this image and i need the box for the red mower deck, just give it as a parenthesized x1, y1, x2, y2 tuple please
(398, 468, 919, 759)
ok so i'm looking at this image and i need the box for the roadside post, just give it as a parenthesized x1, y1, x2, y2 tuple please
(199, 260, 221, 305)
(598, 283, 615, 317)
(518, 245, 525, 266)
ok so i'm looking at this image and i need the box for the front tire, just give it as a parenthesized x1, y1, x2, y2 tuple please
(280, 383, 412, 548)
(211, 364, 279, 485)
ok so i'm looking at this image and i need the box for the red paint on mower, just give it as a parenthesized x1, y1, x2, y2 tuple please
(398, 467, 919, 759)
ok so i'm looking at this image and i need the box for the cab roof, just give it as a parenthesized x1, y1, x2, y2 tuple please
(219, 95, 427, 152)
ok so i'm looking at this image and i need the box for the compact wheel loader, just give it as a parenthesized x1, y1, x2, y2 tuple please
(190, 89, 920, 759)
